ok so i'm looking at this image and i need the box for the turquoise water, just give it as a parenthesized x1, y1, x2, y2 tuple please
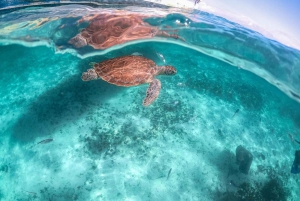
(1, 3, 300, 201)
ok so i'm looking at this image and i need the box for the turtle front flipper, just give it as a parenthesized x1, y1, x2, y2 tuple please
(143, 79, 161, 106)
(81, 68, 99, 81)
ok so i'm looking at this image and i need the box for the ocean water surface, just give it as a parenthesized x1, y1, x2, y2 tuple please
(1, 2, 300, 201)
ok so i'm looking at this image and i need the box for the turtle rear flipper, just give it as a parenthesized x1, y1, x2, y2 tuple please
(81, 68, 98, 81)
(143, 79, 161, 106)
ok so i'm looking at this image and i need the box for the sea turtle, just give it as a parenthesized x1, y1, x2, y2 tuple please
(68, 13, 185, 49)
(81, 55, 177, 106)
(69, 14, 158, 49)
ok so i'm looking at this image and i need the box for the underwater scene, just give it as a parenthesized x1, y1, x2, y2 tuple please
(1, 1, 300, 201)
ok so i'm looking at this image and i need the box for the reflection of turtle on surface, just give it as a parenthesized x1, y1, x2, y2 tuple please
(68, 14, 185, 49)
(82, 55, 177, 106)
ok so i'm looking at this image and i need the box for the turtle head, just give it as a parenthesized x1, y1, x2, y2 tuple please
(81, 68, 98, 81)
(159, 65, 177, 75)
(68, 34, 87, 48)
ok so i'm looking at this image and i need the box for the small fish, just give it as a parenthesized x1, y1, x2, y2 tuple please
(289, 133, 294, 141)
(58, 24, 65, 29)
(156, 52, 166, 63)
(37, 138, 54, 144)
(290, 134, 300, 145)
(189, 115, 197, 123)
(232, 109, 240, 118)
(25, 191, 37, 195)
(166, 168, 172, 180)
(177, 82, 186, 87)
(131, 52, 143, 56)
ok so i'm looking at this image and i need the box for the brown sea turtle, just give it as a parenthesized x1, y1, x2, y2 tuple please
(69, 13, 185, 49)
(82, 55, 177, 106)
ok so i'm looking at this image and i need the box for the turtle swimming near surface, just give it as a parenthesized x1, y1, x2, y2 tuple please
(81, 55, 177, 106)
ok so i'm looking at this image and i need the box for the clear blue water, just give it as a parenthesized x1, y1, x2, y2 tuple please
(1, 2, 300, 201)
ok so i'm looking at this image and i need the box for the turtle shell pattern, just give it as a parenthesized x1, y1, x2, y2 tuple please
(80, 14, 157, 49)
(94, 55, 157, 87)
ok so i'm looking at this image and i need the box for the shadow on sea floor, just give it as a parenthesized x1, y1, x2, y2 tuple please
(10, 58, 123, 145)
